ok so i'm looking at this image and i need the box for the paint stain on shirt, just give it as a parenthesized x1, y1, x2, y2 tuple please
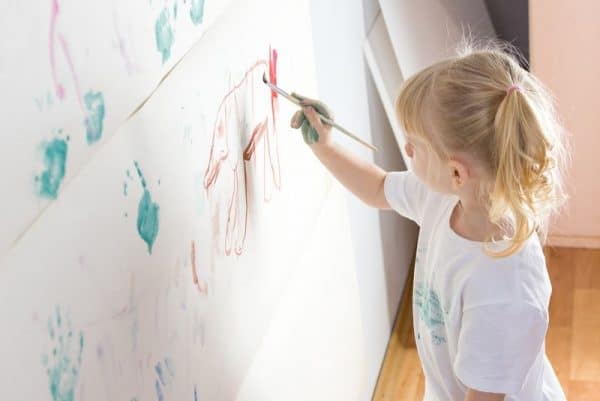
(414, 281, 446, 345)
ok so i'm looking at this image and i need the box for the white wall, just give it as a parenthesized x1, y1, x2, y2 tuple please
(308, 1, 418, 399)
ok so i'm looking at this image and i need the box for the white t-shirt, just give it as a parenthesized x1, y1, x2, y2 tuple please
(384, 170, 566, 401)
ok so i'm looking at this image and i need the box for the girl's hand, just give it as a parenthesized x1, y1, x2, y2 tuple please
(289, 93, 334, 147)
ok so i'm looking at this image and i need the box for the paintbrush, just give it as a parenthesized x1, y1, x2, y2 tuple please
(262, 73, 377, 152)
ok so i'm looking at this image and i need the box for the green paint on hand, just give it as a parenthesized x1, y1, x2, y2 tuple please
(134, 161, 160, 254)
(155, 8, 174, 63)
(84, 90, 105, 144)
(37, 138, 68, 199)
(189, 0, 204, 25)
(43, 306, 84, 401)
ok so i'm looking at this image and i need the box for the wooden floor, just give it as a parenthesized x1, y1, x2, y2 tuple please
(372, 247, 600, 401)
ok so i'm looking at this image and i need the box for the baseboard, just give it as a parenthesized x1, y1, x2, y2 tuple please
(546, 234, 600, 249)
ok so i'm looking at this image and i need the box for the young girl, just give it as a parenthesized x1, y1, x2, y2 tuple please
(290, 42, 568, 401)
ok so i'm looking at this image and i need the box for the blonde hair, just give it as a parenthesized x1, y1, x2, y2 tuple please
(396, 40, 569, 257)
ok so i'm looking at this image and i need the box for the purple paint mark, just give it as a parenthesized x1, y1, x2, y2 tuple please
(113, 10, 139, 75)
(96, 344, 104, 358)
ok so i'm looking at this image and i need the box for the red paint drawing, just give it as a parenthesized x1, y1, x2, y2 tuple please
(204, 47, 280, 256)
(191, 241, 208, 295)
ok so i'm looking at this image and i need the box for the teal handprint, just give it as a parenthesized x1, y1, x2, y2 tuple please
(189, 0, 204, 25)
(42, 306, 85, 401)
(83, 90, 105, 144)
(155, 7, 174, 63)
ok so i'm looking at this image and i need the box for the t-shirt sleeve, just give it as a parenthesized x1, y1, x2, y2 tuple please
(383, 170, 429, 225)
(453, 302, 548, 395)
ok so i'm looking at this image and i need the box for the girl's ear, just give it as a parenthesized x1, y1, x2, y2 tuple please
(447, 158, 469, 190)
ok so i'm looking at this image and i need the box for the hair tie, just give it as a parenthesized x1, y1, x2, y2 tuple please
(506, 84, 522, 95)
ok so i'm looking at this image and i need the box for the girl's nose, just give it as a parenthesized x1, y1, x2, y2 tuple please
(405, 142, 414, 158)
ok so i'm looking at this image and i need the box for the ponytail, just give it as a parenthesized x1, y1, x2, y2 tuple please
(488, 79, 566, 256)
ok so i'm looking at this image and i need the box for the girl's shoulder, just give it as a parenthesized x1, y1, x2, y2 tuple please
(461, 234, 551, 311)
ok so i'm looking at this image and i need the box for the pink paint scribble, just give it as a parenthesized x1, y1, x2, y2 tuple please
(204, 47, 281, 256)
(49, 0, 84, 111)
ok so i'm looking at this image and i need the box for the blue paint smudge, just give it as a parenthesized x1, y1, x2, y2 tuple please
(189, 0, 204, 25)
(155, 379, 164, 401)
(154, 358, 173, 401)
(42, 306, 84, 401)
(194, 385, 199, 401)
(84, 90, 105, 144)
(155, 361, 166, 386)
(134, 161, 160, 254)
(155, 8, 174, 63)
(37, 138, 68, 199)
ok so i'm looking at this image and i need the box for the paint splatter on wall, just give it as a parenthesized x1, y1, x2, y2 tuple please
(42, 306, 84, 401)
(134, 161, 160, 254)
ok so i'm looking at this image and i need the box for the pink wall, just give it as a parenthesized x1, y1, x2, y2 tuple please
(531, 0, 600, 248)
